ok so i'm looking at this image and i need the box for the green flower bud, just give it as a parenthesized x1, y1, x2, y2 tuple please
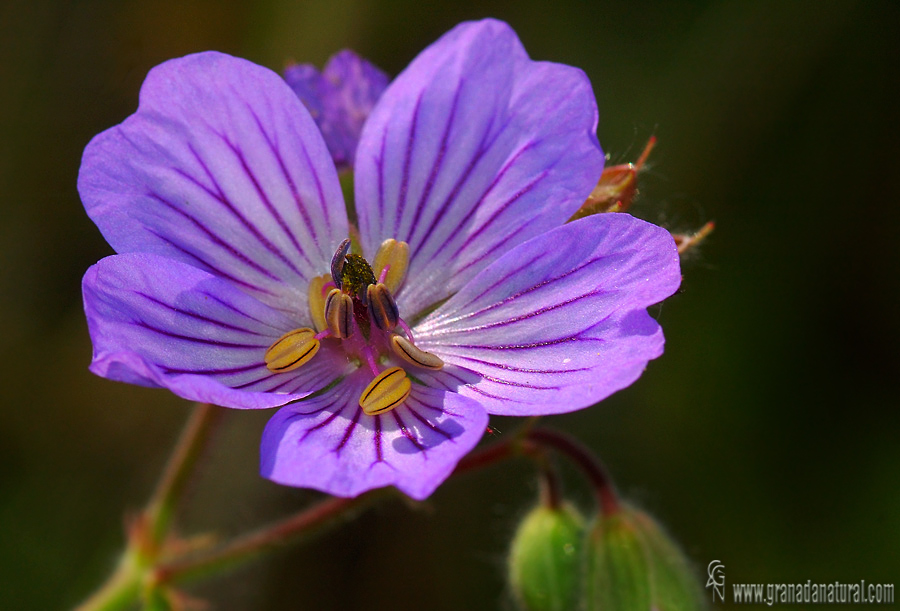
(508, 503, 585, 611)
(584, 505, 706, 611)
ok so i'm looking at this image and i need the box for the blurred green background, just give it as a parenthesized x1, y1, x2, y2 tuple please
(2, 0, 898, 609)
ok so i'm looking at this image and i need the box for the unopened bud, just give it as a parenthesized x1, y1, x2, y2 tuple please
(508, 503, 585, 611)
(571, 137, 656, 220)
(583, 504, 706, 611)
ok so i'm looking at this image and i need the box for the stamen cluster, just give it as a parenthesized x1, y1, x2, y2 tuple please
(264, 238, 444, 415)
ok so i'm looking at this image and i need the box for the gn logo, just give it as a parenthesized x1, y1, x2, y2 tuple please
(706, 560, 725, 603)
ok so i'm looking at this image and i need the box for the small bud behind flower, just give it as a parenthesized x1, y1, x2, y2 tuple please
(571, 137, 656, 220)
(508, 503, 585, 611)
(583, 504, 706, 611)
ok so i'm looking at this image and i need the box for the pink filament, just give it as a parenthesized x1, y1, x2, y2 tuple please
(397, 318, 416, 345)
(362, 345, 380, 377)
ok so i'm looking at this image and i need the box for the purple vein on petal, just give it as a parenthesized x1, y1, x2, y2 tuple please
(449, 354, 590, 375)
(234, 369, 302, 391)
(449, 167, 549, 264)
(407, 406, 454, 440)
(282, 376, 333, 394)
(395, 91, 426, 231)
(392, 411, 426, 452)
(129, 320, 265, 349)
(432, 289, 609, 336)
(204, 132, 312, 276)
(428, 252, 622, 329)
(161, 362, 261, 376)
(409, 111, 513, 255)
(424, 250, 544, 325)
(443, 332, 604, 351)
(198, 291, 284, 330)
(233, 375, 276, 390)
(375, 128, 388, 223)
(134, 291, 268, 335)
(451, 211, 535, 279)
(181, 143, 309, 274)
(146, 194, 280, 282)
(145, 229, 275, 297)
(419, 369, 506, 402)
(335, 406, 363, 453)
(297, 126, 333, 230)
(223, 101, 318, 262)
(477, 374, 559, 390)
(466, 385, 509, 401)
(373, 414, 384, 463)
(410, 391, 461, 418)
(242, 101, 321, 262)
(301, 406, 344, 438)
(404, 83, 463, 239)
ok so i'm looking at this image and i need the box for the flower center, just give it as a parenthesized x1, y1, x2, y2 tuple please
(264, 238, 444, 415)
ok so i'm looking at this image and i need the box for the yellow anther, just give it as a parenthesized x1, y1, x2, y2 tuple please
(390, 334, 444, 370)
(324, 288, 354, 339)
(307, 274, 331, 332)
(372, 239, 409, 294)
(265, 328, 320, 373)
(359, 366, 411, 415)
(366, 283, 399, 332)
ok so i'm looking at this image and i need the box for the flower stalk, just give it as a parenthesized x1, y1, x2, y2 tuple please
(73, 550, 143, 611)
(152, 491, 386, 586)
(79, 410, 621, 611)
(526, 428, 620, 516)
(144, 403, 220, 548)
(455, 426, 620, 516)
(76, 403, 219, 611)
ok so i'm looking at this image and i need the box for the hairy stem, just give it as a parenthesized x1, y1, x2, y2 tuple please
(154, 491, 386, 586)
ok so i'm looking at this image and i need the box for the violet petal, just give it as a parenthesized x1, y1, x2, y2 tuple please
(413, 213, 681, 416)
(83, 253, 350, 409)
(79, 51, 348, 316)
(354, 19, 604, 318)
(261, 372, 488, 499)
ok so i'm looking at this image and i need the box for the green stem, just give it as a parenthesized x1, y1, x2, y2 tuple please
(79, 411, 615, 609)
(73, 550, 142, 611)
(76, 403, 220, 611)
(144, 403, 220, 547)
(153, 426, 548, 588)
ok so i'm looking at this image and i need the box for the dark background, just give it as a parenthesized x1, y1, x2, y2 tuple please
(2, 1, 898, 609)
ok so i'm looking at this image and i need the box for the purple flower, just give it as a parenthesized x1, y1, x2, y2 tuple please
(284, 50, 389, 171)
(79, 19, 681, 500)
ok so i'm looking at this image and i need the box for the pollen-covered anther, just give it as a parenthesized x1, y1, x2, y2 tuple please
(390, 334, 444, 370)
(265, 328, 320, 373)
(366, 283, 399, 332)
(372, 239, 409, 293)
(359, 366, 411, 415)
(324, 288, 354, 339)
